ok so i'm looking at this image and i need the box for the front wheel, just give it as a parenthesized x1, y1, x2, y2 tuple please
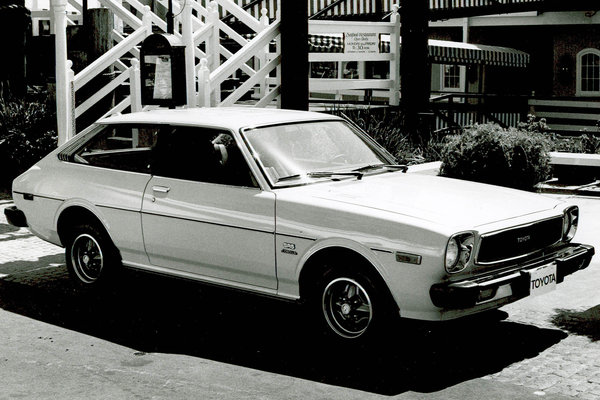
(65, 223, 120, 287)
(313, 267, 398, 341)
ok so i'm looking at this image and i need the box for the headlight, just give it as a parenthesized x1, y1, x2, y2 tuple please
(563, 206, 579, 242)
(445, 238, 460, 270)
(445, 233, 475, 274)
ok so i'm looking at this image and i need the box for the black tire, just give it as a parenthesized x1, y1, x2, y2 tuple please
(65, 222, 120, 287)
(311, 266, 398, 342)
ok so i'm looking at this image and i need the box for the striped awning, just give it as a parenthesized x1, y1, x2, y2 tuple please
(426, 39, 530, 68)
(308, 34, 530, 68)
(308, 34, 344, 53)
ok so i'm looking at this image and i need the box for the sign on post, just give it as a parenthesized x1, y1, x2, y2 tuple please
(344, 32, 379, 54)
(140, 33, 187, 107)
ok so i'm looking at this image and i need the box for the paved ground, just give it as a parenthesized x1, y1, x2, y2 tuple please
(0, 195, 599, 399)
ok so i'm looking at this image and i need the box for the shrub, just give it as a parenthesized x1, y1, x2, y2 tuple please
(440, 123, 552, 191)
(548, 133, 600, 154)
(0, 95, 57, 187)
(521, 113, 600, 154)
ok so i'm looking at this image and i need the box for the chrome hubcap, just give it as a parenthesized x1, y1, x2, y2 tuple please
(322, 277, 373, 339)
(71, 233, 104, 283)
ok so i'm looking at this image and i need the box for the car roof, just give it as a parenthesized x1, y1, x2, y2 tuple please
(98, 107, 342, 131)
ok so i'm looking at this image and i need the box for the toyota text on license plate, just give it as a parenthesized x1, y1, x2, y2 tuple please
(529, 262, 557, 297)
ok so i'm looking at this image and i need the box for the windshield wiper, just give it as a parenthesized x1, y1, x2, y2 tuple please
(307, 171, 364, 180)
(353, 164, 408, 173)
(276, 174, 302, 182)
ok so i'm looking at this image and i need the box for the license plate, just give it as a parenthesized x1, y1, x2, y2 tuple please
(528, 262, 557, 297)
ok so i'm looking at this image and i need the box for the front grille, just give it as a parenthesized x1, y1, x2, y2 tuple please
(477, 217, 563, 264)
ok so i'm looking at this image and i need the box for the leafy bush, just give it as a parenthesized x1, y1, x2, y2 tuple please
(440, 123, 552, 190)
(548, 133, 600, 154)
(521, 113, 600, 154)
(0, 95, 57, 187)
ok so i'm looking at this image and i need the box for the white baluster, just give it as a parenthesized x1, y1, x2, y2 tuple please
(197, 58, 211, 107)
(142, 5, 152, 36)
(52, 0, 69, 146)
(208, 1, 220, 104)
(67, 60, 75, 141)
(390, 3, 400, 106)
(259, 7, 269, 98)
(130, 59, 142, 112)
(181, 0, 196, 107)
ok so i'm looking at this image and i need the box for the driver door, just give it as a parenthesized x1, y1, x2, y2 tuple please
(141, 126, 277, 289)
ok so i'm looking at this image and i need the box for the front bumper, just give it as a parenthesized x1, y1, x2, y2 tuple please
(430, 243, 594, 309)
(4, 206, 28, 227)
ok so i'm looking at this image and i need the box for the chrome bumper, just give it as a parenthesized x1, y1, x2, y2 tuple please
(430, 243, 595, 309)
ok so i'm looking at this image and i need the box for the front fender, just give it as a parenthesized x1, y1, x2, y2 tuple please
(275, 234, 398, 306)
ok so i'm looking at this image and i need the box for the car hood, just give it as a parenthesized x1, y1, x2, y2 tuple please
(284, 172, 563, 230)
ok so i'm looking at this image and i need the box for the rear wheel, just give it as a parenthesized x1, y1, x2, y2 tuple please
(65, 222, 120, 287)
(312, 266, 398, 342)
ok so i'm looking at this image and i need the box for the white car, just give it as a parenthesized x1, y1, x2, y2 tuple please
(5, 107, 594, 341)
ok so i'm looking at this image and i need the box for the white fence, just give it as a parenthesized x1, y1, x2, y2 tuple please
(308, 11, 400, 105)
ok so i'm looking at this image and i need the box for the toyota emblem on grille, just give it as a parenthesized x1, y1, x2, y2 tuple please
(517, 235, 531, 243)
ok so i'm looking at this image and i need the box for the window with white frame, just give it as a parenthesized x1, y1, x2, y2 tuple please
(440, 64, 465, 92)
(577, 49, 600, 96)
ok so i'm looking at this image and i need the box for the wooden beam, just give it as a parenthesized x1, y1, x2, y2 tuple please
(280, 0, 308, 111)
(400, 0, 431, 143)
(429, 0, 600, 21)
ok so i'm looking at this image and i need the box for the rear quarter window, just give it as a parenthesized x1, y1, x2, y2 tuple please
(68, 124, 159, 173)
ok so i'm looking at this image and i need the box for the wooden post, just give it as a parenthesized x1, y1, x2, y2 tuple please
(75, 7, 114, 132)
(375, 0, 384, 18)
(52, 0, 69, 146)
(88, 8, 113, 61)
(400, 0, 431, 143)
(280, 0, 308, 110)
(0, 3, 30, 99)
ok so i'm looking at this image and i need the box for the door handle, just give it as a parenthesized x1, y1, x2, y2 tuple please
(152, 185, 171, 193)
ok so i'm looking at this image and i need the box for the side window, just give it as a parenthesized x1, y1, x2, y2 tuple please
(73, 124, 159, 173)
(151, 126, 258, 188)
(440, 64, 465, 92)
(577, 48, 600, 96)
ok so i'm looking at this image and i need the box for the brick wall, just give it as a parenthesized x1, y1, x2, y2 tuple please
(553, 26, 600, 97)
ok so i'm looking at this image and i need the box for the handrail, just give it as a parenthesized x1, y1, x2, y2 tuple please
(112, 29, 140, 59)
(256, 86, 280, 108)
(209, 20, 280, 86)
(101, 97, 131, 119)
(217, 19, 249, 47)
(75, 68, 131, 117)
(221, 0, 263, 21)
(67, 0, 83, 14)
(218, 45, 256, 77)
(73, 26, 147, 91)
(309, 0, 347, 19)
(220, 54, 280, 106)
(98, 0, 142, 29)
(215, 0, 262, 32)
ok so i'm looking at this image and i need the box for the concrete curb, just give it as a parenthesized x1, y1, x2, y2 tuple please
(536, 179, 600, 197)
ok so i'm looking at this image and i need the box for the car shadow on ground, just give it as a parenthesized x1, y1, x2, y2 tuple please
(0, 263, 568, 396)
(551, 306, 600, 342)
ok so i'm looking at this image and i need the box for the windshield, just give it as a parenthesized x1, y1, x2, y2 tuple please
(242, 120, 393, 187)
